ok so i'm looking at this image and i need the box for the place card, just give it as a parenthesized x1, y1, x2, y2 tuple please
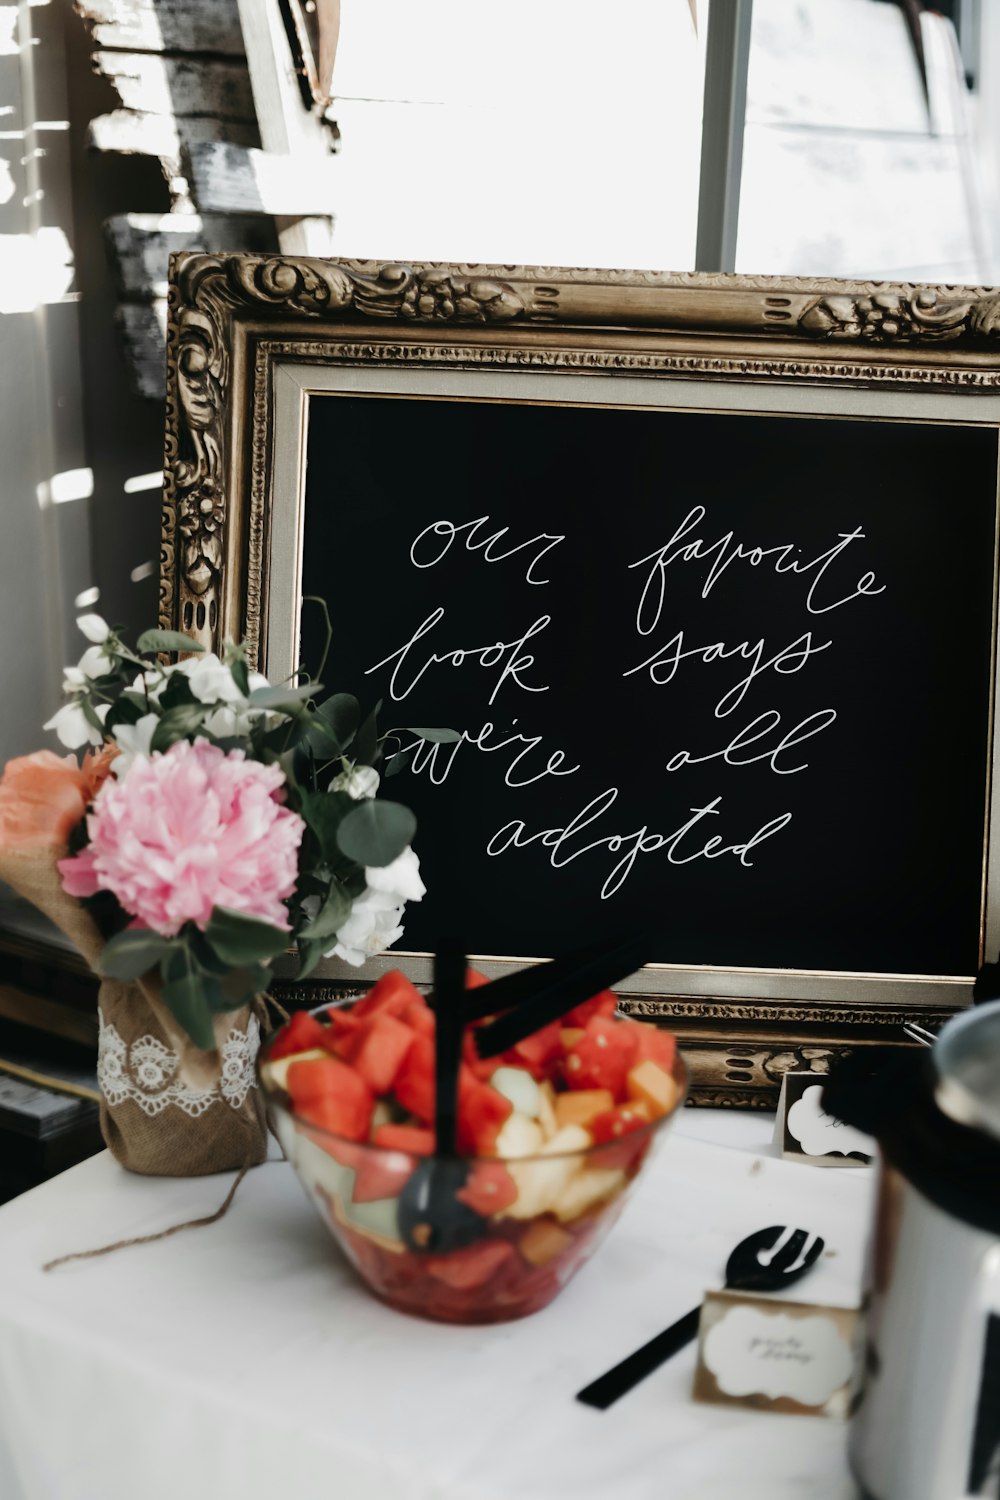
(773, 1071, 873, 1165)
(693, 1289, 861, 1419)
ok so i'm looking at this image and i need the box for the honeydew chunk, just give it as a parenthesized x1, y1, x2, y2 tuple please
(553, 1167, 627, 1224)
(536, 1081, 559, 1141)
(342, 1195, 402, 1245)
(502, 1125, 592, 1220)
(495, 1113, 545, 1160)
(489, 1066, 543, 1119)
(371, 1099, 396, 1131)
(261, 1047, 327, 1092)
(287, 1130, 356, 1205)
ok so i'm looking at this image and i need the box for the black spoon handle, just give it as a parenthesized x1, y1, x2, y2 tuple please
(576, 1305, 702, 1410)
(431, 948, 466, 1155)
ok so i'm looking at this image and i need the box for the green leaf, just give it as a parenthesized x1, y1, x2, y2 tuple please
(161, 947, 218, 1050)
(150, 702, 206, 752)
(306, 693, 359, 757)
(353, 698, 382, 766)
(230, 656, 250, 697)
(79, 696, 108, 736)
(137, 629, 205, 655)
(297, 879, 352, 943)
(203, 907, 290, 966)
(104, 693, 147, 731)
(384, 743, 416, 778)
(295, 937, 327, 980)
(158, 672, 199, 710)
(299, 788, 356, 862)
(336, 798, 415, 867)
(406, 726, 461, 743)
(100, 928, 173, 981)
(214, 963, 271, 1009)
(248, 683, 318, 712)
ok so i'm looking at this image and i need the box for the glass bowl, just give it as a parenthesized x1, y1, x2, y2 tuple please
(258, 1000, 687, 1324)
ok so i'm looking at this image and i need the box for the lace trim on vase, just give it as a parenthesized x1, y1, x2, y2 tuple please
(97, 1009, 260, 1118)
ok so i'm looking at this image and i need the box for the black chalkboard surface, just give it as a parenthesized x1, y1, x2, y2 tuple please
(300, 396, 997, 979)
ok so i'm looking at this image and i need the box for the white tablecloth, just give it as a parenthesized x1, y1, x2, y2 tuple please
(0, 1110, 871, 1500)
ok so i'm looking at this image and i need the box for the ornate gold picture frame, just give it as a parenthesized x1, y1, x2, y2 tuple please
(162, 256, 1000, 1106)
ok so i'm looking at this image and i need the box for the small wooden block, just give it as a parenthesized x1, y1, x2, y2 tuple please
(693, 1289, 861, 1419)
(774, 1072, 873, 1166)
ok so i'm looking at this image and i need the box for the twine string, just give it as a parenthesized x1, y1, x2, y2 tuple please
(42, 1164, 250, 1273)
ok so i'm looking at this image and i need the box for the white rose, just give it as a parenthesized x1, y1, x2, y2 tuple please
(76, 643, 114, 679)
(365, 846, 426, 904)
(44, 700, 109, 750)
(76, 613, 110, 644)
(331, 764, 380, 800)
(175, 654, 245, 706)
(325, 889, 405, 966)
(109, 712, 159, 777)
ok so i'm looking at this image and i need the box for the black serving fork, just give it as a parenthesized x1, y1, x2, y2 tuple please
(576, 1224, 826, 1410)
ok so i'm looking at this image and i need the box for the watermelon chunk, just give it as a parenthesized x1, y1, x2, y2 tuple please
(269, 1010, 328, 1059)
(350, 1013, 415, 1095)
(287, 1055, 374, 1141)
(372, 1124, 435, 1155)
(352, 969, 422, 1020)
(563, 1016, 638, 1099)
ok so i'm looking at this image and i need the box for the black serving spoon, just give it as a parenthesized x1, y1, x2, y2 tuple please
(473, 928, 657, 1059)
(396, 949, 484, 1255)
(576, 1224, 826, 1410)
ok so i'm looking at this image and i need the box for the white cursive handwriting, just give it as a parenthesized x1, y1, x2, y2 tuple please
(623, 629, 831, 718)
(365, 608, 551, 706)
(629, 506, 885, 635)
(487, 787, 793, 899)
(409, 515, 565, 585)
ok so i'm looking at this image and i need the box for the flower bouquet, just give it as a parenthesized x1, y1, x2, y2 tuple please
(0, 611, 452, 1176)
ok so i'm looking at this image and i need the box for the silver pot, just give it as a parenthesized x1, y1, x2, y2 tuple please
(850, 1003, 1000, 1500)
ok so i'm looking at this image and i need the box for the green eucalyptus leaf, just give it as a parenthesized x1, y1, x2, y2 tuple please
(161, 948, 218, 1050)
(100, 928, 173, 981)
(384, 743, 416, 778)
(159, 672, 199, 710)
(137, 629, 205, 655)
(230, 656, 250, 696)
(295, 937, 327, 981)
(203, 907, 290, 966)
(297, 880, 352, 943)
(307, 693, 359, 757)
(150, 702, 206, 752)
(247, 683, 318, 712)
(406, 726, 461, 743)
(352, 698, 382, 766)
(299, 788, 356, 862)
(336, 797, 415, 868)
(104, 694, 146, 731)
(214, 963, 271, 1009)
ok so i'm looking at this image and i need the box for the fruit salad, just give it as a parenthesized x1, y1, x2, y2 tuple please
(259, 969, 684, 1323)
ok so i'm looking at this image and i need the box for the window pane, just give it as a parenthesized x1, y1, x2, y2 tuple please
(330, 0, 706, 269)
(736, 0, 987, 282)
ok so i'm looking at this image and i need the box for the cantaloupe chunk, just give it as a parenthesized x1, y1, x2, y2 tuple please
(626, 1059, 680, 1119)
(554, 1088, 615, 1132)
(560, 1027, 586, 1049)
(261, 1047, 327, 1093)
(553, 1167, 626, 1224)
(519, 1218, 575, 1266)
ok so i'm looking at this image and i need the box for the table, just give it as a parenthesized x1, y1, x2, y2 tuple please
(0, 1108, 872, 1500)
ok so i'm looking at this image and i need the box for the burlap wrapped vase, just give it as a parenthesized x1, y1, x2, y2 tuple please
(0, 845, 269, 1176)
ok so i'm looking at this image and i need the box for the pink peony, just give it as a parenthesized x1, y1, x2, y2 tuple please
(57, 739, 304, 937)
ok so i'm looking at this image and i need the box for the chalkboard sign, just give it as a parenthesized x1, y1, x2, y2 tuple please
(161, 254, 1000, 1103)
(299, 396, 997, 980)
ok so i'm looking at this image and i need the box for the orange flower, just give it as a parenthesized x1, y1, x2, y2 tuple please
(80, 744, 118, 803)
(0, 748, 112, 851)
